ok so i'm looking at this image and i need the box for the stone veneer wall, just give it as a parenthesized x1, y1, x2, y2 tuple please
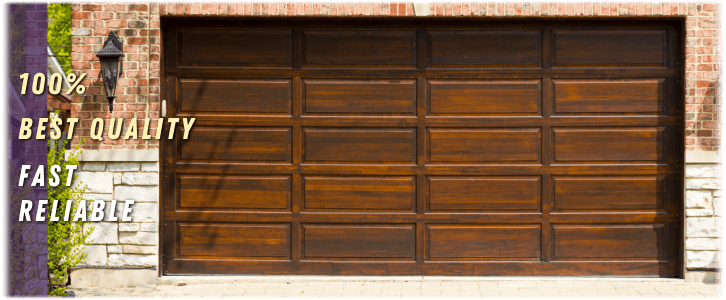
(71, 2, 721, 282)
(73, 151, 159, 270)
(685, 152, 721, 280)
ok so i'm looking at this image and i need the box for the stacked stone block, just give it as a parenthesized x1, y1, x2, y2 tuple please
(75, 160, 159, 268)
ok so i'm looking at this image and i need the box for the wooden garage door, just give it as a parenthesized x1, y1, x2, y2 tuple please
(161, 19, 683, 276)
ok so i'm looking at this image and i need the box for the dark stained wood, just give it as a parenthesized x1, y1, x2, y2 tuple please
(180, 127, 291, 162)
(428, 31, 541, 67)
(179, 29, 292, 67)
(303, 176, 415, 212)
(553, 79, 666, 114)
(303, 31, 416, 67)
(428, 128, 541, 163)
(553, 127, 666, 163)
(428, 80, 541, 115)
(180, 79, 291, 114)
(553, 176, 666, 211)
(303, 128, 416, 163)
(552, 224, 666, 260)
(303, 79, 416, 115)
(302, 224, 415, 259)
(427, 176, 540, 211)
(162, 18, 683, 277)
(553, 30, 667, 67)
(179, 175, 291, 210)
(179, 223, 290, 258)
(427, 225, 541, 260)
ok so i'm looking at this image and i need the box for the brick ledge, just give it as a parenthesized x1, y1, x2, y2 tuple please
(66, 149, 159, 162)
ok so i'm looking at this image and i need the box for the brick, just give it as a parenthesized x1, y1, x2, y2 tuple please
(72, 28, 92, 36)
(127, 20, 146, 28)
(82, 4, 102, 11)
(71, 11, 91, 19)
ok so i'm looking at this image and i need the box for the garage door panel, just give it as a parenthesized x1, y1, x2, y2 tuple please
(428, 31, 542, 67)
(179, 175, 291, 210)
(303, 128, 416, 163)
(303, 31, 416, 67)
(179, 223, 291, 259)
(164, 20, 681, 276)
(428, 128, 541, 163)
(180, 127, 291, 162)
(553, 30, 667, 67)
(552, 224, 666, 261)
(179, 29, 292, 67)
(303, 176, 416, 212)
(180, 79, 292, 114)
(553, 127, 667, 163)
(302, 224, 416, 260)
(303, 79, 416, 115)
(553, 176, 666, 211)
(553, 79, 666, 115)
(427, 225, 541, 260)
(427, 176, 540, 211)
(428, 80, 541, 116)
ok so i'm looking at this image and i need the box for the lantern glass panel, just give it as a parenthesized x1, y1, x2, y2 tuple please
(100, 58, 119, 98)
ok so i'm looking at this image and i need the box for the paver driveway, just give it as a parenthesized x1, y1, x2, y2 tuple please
(67, 277, 720, 297)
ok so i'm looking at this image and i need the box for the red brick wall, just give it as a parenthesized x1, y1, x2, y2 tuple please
(71, 2, 720, 151)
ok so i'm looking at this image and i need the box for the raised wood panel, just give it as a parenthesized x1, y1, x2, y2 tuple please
(302, 224, 416, 259)
(553, 79, 666, 114)
(553, 176, 666, 211)
(553, 127, 666, 163)
(179, 175, 291, 210)
(428, 80, 541, 115)
(303, 128, 416, 163)
(553, 30, 667, 67)
(428, 128, 541, 163)
(303, 31, 416, 67)
(428, 177, 540, 211)
(179, 30, 292, 67)
(180, 127, 291, 162)
(552, 224, 666, 260)
(428, 225, 541, 260)
(428, 31, 541, 67)
(179, 223, 290, 258)
(180, 79, 291, 114)
(303, 176, 415, 212)
(303, 79, 416, 115)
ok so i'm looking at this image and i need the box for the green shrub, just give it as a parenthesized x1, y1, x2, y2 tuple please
(47, 129, 93, 296)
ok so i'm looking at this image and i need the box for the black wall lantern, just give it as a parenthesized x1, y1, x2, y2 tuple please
(96, 30, 124, 113)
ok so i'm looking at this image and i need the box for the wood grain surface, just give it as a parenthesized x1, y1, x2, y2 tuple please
(162, 18, 683, 276)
